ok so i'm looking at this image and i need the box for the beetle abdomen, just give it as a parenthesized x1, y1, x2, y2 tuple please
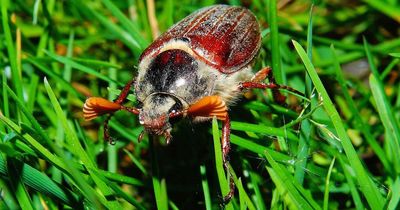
(139, 5, 261, 74)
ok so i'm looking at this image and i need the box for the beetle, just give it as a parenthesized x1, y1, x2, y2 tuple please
(83, 4, 301, 203)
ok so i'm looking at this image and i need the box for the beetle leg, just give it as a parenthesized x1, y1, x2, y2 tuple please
(164, 130, 173, 144)
(114, 79, 135, 104)
(83, 79, 139, 143)
(243, 67, 286, 104)
(238, 81, 286, 104)
(186, 96, 228, 121)
(240, 67, 303, 105)
(138, 130, 146, 143)
(250, 66, 272, 83)
(105, 79, 139, 143)
(221, 115, 235, 203)
(186, 96, 234, 202)
(103, 114, 115, 144)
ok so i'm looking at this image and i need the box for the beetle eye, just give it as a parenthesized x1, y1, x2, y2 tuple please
(179, 37, 189, 42)
(168, 102, 182, 114)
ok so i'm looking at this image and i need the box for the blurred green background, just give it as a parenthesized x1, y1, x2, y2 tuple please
(1, 0, 400, 209)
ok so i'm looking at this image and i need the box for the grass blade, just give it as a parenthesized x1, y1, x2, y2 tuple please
(323, 157, 335, 210)
(0, 155, 78, 206)
(268, 0, 283, 83)
(293, 40, 385, 209)
(331, 45, 391, 173)
(44, 78, 122, 209)
(1, 0, 23, 102)
(364, 39, 400, 174)
(264, 151, 320, 210)
(200, 165, 212, 210)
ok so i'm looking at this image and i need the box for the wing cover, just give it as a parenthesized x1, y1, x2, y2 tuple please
(139, 5, 261, 74)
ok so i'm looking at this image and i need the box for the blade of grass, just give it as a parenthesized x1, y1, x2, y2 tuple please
(370, 75, 400, 172)
(264, 151, 320, 210)
(101, 0, 148, 49)
(169, 201, 179, 210)
(286, 51, 364, 74)
(25, 58, 82, 98)
(6, 157, 34, 210)
(71, 0, 142, 54)
(108, 57, 117, 173)
(238, 178, 247, 210)
(380, 58, 399, 80)
(1, 112, 133, 201)
(337, 155, 364, 210)
(68, 57, 121, 68)
(91, 169, 147, 210)
(26, 75, 39, 114)
(281, 28, 400, 55)
(230, 134, 290, 163)
(134, 0, 152, 39)
(63, 31, 74, 82)
(293, 40, 385, 209)
(323, 157, 335, 210)
(44, 78, 122, 209)
(246, 165, 266, 210)
(0, 178, 17, 209)
(123, 149, 147, 175)
(0, 155, 78, 206)
(243, 160, 266, 210)
(331, 45, 391, 173)
(1, 71, 9, 133)
(227, 164, 256, 210)
(0, 90, 107, 209)
(150, 136, 169, 210)
(295, 3, 314, 185)
(100, 170, 144, 186)
(388, 177, 400, 210)
(364, 39, 400, 174)
(267, 0, 284, 83)
(231, 121, 299, 141)
(363, 0, 400, 23)
(200, 165, 212, 210)
(45, 51, 122, 86)
(0, 108, 66, 170)
(1, 0, 24, 102)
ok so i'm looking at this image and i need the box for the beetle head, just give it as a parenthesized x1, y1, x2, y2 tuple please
(138, 92, 186, 141)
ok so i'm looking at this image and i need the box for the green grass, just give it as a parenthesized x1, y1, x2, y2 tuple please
(1, 0, 400, 209)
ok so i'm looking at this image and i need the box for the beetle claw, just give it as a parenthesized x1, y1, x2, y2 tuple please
(164, 131, 173, 144)
(138, 130, 146, 143)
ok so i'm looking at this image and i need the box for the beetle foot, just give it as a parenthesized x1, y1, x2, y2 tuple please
(138, 130, 146, 143)
(237, 82, 245, 91)
(164, 131, 173, 144)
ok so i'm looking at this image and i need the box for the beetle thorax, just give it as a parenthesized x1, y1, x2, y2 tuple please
(135, 42, 217, 103)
